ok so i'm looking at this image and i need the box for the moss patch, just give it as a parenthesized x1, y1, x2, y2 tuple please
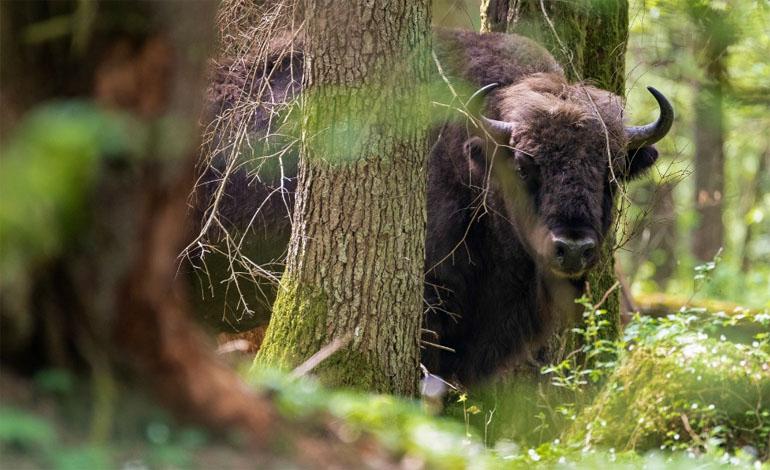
(566, 325, 770, 458)
(252, 279, 329, 371)
(251, 279, 405, 393)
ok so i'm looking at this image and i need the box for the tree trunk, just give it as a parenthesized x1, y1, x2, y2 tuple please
(689, 5, 733, 263)
(0, 0, 281, 447)
(482, 0, 627, 94)
(740, 147, 768, 272)
(480, 0, 628, 356)
(254, 0, 432, 395)
(692, 77, 725, 262)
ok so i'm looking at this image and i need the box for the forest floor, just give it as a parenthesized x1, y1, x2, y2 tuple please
(1, 299, 768, 469)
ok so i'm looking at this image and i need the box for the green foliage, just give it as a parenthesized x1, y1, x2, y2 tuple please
(0, 407, 56, 450)
(0, 377, 210, 470)
(569, 310, 770, 459)
(440, 286, 768, 465)
(445, 293, 624, 448)
(623, 0, 770, 307)
(0, 102, 140, 308)
(34, 369, 76, 396)
(247, 359, 767, 467)
(547, 294, 624, 388)
(54, 446, 111, 470)
(6, 322, 767, 470)
(300, 75, 480, 165)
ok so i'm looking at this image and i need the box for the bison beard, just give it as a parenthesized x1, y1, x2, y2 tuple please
(192, 29, 671, 385)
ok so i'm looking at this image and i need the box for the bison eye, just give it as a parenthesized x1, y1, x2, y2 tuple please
(516, 165, 528, 180)
(513, 151, 535, 182)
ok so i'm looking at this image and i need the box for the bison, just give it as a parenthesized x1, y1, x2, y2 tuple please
(190, 29, 673, 384)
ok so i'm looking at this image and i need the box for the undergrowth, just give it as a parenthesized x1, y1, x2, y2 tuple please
(2, 257, 767, 468)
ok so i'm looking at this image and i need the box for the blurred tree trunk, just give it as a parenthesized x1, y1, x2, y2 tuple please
(480, 0, 628, 357)
(692, 78, 725, 262)
(254, 0, 432, 395)
(740, 147, 769, 272)
(626, 181, 677, 290)
(651, 182, 677, 288)
(0, 0, 280, 446)
(689, 5, 735, 263)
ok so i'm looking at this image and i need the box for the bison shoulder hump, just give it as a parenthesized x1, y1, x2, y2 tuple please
(433, 28, 563, 88)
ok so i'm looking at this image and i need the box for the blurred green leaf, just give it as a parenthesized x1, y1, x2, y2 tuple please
(0, 102, 140, 306)
(0, 407, 56, 449)
(53, 445, 110, 470)
(34, 369, 75, 396)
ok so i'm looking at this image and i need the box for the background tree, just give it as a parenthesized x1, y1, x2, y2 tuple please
(689, 3, 737, 262)
(254, 0, 433, 394)
(0, 0, 279, 444)
(621, 0, 769, 307)
(480, 0, 629, 355)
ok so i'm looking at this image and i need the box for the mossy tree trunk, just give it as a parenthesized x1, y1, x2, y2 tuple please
(254, 0, 432, 395)
(480, 0, 628, 359)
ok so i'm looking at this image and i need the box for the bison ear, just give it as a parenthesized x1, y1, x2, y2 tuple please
(463, 136, 487, 184)
(623, 146, 658, 180)
(463, 136, 485, 163)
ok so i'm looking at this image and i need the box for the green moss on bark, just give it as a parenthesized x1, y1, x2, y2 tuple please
(481, 0, 628, 94)
(253, 279, 329, 370)
(252, 280, 406, 393)
(312, 348, 386, 392)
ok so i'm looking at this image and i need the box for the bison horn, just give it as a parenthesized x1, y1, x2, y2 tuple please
(466, 82, 500, 109)
(466, 83, 516, 139)
(625, 87, 674, 148)
(481, 116, 516, 137)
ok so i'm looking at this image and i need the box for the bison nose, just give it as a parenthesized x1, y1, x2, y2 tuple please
(552, 236, 596, 274)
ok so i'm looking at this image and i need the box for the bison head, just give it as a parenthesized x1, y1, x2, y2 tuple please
(466, 73, 673, 279)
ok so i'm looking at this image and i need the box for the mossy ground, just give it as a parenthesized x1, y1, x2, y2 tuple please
(449, 308, 769, 466)
(566, 313, 770, 459)
(3, 309, 768, 468)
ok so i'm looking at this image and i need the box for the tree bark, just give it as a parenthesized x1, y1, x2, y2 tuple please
(480, 0, 628, 356)
(254, 0, 432, 395)
(692, 74, 725, 262)
(482, 0, 627, 94)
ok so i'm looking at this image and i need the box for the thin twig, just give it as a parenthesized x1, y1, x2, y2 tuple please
(290, 332, 353, 379)
(421, 340, 456, 353)
(595, 281, 621, 310)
